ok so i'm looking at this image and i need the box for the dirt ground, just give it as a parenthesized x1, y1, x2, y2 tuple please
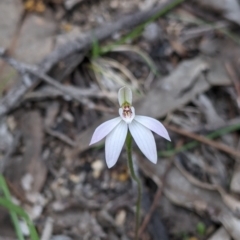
(1, 0, 240, 239)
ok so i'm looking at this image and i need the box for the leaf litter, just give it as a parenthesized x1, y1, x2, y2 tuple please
(1, 0, 240, 239)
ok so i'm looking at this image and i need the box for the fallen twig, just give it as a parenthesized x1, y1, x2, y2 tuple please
(24, 86, 116, 101)
(40, 217, 54, 240)
(0, 0, 185, 117)
(45, 128, 76, 147)
(225, 61, 240, 108)
(193, 117, 240, 133)
(165, 124, 240, 159)
(0, 131, 21, 174)
(0, 52, 115, 112)
(138, 160, 173, 237)
(174, 156, 240, 214)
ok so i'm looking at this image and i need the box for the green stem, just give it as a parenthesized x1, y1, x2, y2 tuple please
(126, 133, 142, 240)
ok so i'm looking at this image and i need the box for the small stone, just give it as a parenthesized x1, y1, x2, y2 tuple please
(51, 235, 72, 240)
(118, 172, 129, 182)
(59, 187, 70, 197)
(19, 220, 30, 236)
(91, 159, 104, 178)
(63, 111, 74, 122)
(230, 163, 240, 194)
(110, 0, 119, 9)
(139, 0, 157, 11)
(52, 201, 67, 212)
(200, 38, 219, 56)
(7, 116, 17, 131)
(26, 192, 46, 205)
(143, 23, 162, 42)
(21, 173, 33, 191)
(115, 209, 126, 226)
(69, 174, 81, 183)
(31, 204, 43, 220)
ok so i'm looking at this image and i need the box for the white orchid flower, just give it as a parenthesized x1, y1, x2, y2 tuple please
(89, 86, 171, 168)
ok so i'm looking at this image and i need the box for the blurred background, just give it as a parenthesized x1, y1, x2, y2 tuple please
(1, 0, 240, 239)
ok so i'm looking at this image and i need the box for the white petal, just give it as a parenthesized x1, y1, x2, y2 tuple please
(105, 121, 128, 168)
(119, 106, 135, 124)
(129, 120, 157, 164)
(89, 117, 122, 145)
(134, 116, 171, 141)
(118, 86, 132, 106)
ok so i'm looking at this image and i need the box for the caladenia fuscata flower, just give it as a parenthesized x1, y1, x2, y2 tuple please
(89, 86, 171, 168)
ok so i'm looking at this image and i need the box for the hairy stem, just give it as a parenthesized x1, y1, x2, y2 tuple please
(126, 133, 142, 240)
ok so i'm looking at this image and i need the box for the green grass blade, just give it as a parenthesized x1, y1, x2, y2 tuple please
(0, 175, 25, 240)
(96, 0, 186, 55)
(91, 37, 100, 59)
(0, 174, 39, 240)
(0, 196, 39, 240)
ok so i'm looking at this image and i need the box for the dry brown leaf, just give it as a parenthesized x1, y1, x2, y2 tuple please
(139, 157, 240, 239)
(5, 111, 47, 193)
(194, 0, 240, 25)
(208, 227, 231, 240)
(231, 163, 240, 194)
